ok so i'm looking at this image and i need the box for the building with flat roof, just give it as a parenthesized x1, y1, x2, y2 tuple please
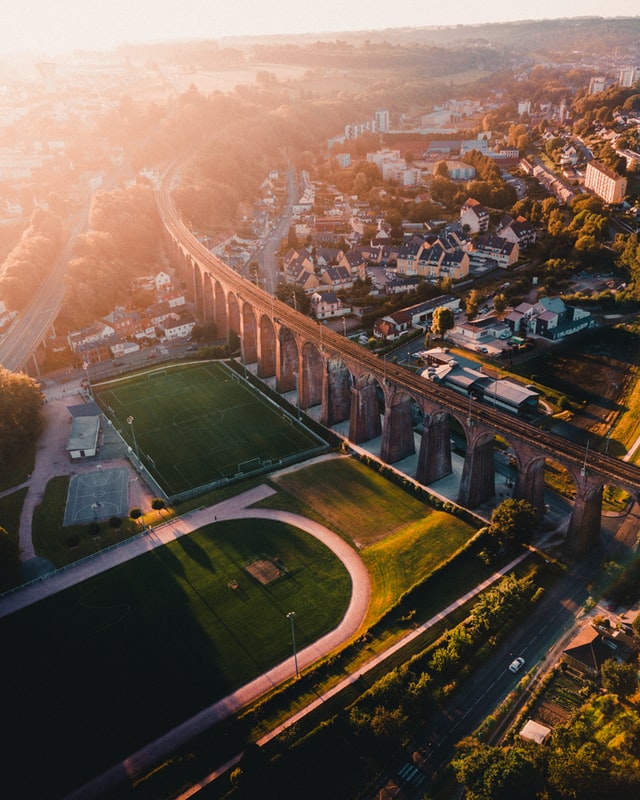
(66, 416, 100, 460)
(584, 160, 627, 204)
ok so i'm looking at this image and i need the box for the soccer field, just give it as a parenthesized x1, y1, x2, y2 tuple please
(94, 362, 326, 496)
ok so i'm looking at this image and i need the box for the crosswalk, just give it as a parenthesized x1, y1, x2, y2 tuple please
(397, 762, 427, 790)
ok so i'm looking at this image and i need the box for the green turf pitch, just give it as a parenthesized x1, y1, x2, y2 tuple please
(94, 363, 323, 495)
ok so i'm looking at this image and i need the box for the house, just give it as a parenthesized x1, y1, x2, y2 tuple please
(460, 198, 489, 233)
(68, 321, 115, 353)
(562, 623, 636, 678)
(496, 215, 537, 249)
(310, 291, 347, 320)
(339, 249, 367, 280)
(162, 315, 196, 341)
(507, 297, 594, 340)
(154, 271, 173, 291)
(146, 301, 180, 327)
(406, 294, 460, 329)
(453, 315, 499, 343)
(164, 290, 186, 308)
(290, 267, 320, 294)
(373, 309, 412, 341)
(108, 338, 140, 358)
(319, 265, 353, 292)
(472, 234, 519, 268)
(314, 246, 342, 267)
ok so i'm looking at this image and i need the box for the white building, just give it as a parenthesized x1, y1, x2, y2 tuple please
(584, 160, 627, 204)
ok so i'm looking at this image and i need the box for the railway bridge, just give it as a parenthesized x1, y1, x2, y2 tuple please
(158, 184, 640, 557)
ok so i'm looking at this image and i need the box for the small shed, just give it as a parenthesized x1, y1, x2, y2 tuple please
(66, 415, 100, 460)
(519, 719, 551, 744)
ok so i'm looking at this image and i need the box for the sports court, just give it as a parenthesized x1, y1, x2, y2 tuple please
(63, 467, 130, 525)
(93, 362, 326, 497)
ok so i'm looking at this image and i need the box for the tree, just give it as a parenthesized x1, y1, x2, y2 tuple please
(489, 498, 538, 546)
(601, 659, 638, 698)
(151, 498, 166, 512)
(493, 293, 508, 314)
(0, 526, 20, 590)
(0, 367, 43, 473)
(431, 306, 455, 338)
(464, 290, 481, 321)
(434, 160, 450, 179)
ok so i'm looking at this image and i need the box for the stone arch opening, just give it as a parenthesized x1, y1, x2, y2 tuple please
(257, 314, 276, 378)
(277, 326, 299, 394)
(300, 340, 323, 409)
(348, 372, 383, 445)
(227, 292, 240, 341)
(322, 355, 352, 426)
(203, 272, 214, 322)
(214, 279, 227, 334)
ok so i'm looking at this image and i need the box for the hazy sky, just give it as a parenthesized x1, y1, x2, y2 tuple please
(3, 1, 639, 57)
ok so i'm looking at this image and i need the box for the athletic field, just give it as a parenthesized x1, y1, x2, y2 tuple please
(93, 362, 325, 496)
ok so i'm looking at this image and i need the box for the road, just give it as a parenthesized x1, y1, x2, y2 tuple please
(0, 208, 88, 372)
(368, 555, 596, 799)
(252, 166, 297, 293)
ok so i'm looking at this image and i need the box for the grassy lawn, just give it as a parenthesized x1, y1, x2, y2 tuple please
(93, 362, 325, 496)
(0, 517, 351, 799)
(0, 438, 35, 492)
(0, 487, 27, 590)
(267, 457, 479, 627)
(31, 475, 142, 567)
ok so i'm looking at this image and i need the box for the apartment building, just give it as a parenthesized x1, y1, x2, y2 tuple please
(584, 160, 627, 204)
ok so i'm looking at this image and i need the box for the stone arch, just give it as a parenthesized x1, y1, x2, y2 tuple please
(214, 279, 227, 335)
(203, 272, 214, 323)
(227, 292, 240, 341)
(257, 314, 276, 378)
(193, 265, 204, 319)
(380, 385, 416, 464)
(240, 301, 258, 365)
(276, 326, 299, 394)
(300, 340, 324, 409)
(458, 427, 495, 509)
(348, 372, 383, 444)
(415, 402, 453, 486)
(321, 355, 353, 427)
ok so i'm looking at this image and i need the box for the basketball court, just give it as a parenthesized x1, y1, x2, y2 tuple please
(63, 467, 131, 526)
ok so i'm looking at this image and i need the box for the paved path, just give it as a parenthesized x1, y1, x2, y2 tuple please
(63, 488, 371, 800)
(173, 549, 532, 800)
(11, 386, 143, 567)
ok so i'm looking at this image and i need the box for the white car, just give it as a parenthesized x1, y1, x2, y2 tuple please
(509, 657, 525, 673)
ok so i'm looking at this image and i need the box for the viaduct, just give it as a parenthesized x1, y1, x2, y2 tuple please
(158, 183, 640, 558)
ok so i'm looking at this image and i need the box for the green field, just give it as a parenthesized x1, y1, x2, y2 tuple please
(0, 518, 351, 799)
(94, 362, 325, 496)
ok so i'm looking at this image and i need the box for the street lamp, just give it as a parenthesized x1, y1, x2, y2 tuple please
(82, 361, 92, 398)
(287, 611, 299, 678)
(127, 415, 140, 464)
